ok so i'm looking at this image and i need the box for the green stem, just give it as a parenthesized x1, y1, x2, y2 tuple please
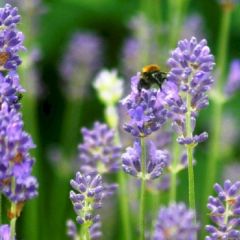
(186, 78, 196, 218)
(105, 105, 132, 240)
(117, 171, 132, 240)
(187, 145, 195, 211)
(0, 194, 2, 225)
(10, 179, 17, 240)
(10, 203, 17, 240)
(169, 136, 180, 203)
(139, 137, 146, 240)
(216, 8, 232, 90)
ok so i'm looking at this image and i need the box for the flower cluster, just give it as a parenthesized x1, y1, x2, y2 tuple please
(78, 122, 121, 174)
(206, 179, 240, 239)
(60, 32, 103, 99)
(69, 172, 104, 226)
(0, 103, 38, 203)
(153, 203, 199, 240)
(167, 37, 215, 145)
(0, 72, 24, 110)
(0, 4, 24, 72)
(122, 140, 167, 180)
(122, 74, 168, 137)
(66, 218, 102, 240)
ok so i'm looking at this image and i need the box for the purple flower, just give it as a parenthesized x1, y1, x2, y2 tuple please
(60, 32, 103, 99)
(78, 122, 121, 174)
(0, 72, 24, 109)
(66, 220, 77, 240)
(225, 59, 240, 96)
(167, 37, 215, 145)
(0, 4, 20, 29)
(0, 4, 25, 71)
(66, 217, 102, 240)
(153, 203, 199, 240)
(0, 224, 11, 240)
(121, 74, 168, 137)
(206, 179, 240, 239)
(0, 103, 38, 202)
(70, 172, 104, 225)
(121, 140, 167, 180)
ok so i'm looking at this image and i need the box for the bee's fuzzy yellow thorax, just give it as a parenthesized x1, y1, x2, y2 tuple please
(142, 64, 160, 73)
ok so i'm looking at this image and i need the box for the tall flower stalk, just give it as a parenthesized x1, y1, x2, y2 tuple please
(93, 70, 132, 240)
(167, 37, 215, 217)
(121, 74, 168, 238)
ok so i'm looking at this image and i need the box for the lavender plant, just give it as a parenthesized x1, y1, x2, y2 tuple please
(69, 172, 105, 240)
(153, 203, 199, 240)
(0, 4, 38, 240)
(167, 37, 215, 212)
(206, 180, 240, 239)
(121, 74, 169, 239)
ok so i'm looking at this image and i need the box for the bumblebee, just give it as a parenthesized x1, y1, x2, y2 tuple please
(138, 64, 167, 91)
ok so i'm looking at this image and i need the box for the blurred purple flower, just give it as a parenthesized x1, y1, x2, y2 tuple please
(121, 74, 168, 137)
(66, 220, 77, 240)
(60, 32, 103, 99)
(70, 172, 104, 225)
(225, 59, 240, 96)
(181, 14, 204, 40)
(206, 179, 240, 239)
(122, 139, 167, 180)
(121, 14, 161, 78)
(167, 37, 215, 145)
(0, 4, 20, 29)
(0, 103, 38, 202)
(78, 122, 121, 174)
(0, 224, 11, 240)
(153, 203, 199, 240)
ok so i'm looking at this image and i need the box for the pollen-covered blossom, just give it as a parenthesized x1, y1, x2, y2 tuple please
(153, 203, 199, 240)
(0, 224, 11, 240)
(167, 37, 215, 145)
(0, 103, 38, 202)
(78, 122, 121, 174)
(121, 74, 168, 137)
(121, 140, 167, 180)
(0, 72, 24, 109)
(70, 172, 104, 226)
(225, 59, 240, 96)
(60, 32, 103, 99)
(206, 179, 240, 239)
(0, 4, 25, 71)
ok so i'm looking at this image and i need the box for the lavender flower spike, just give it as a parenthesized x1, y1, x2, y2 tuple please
(167, 37, 215, 145)
(153, 203, 199, 240)
(60, 32, 102, 100)
(0, 4, 25, 71)
(206, 179, 240, 239)
(0, 103, 38, 203)
(122, 74, 168, 137)
(70, 172, 104, 225)
(122, 140, 167, 180)
(78, 122, 121, 174)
